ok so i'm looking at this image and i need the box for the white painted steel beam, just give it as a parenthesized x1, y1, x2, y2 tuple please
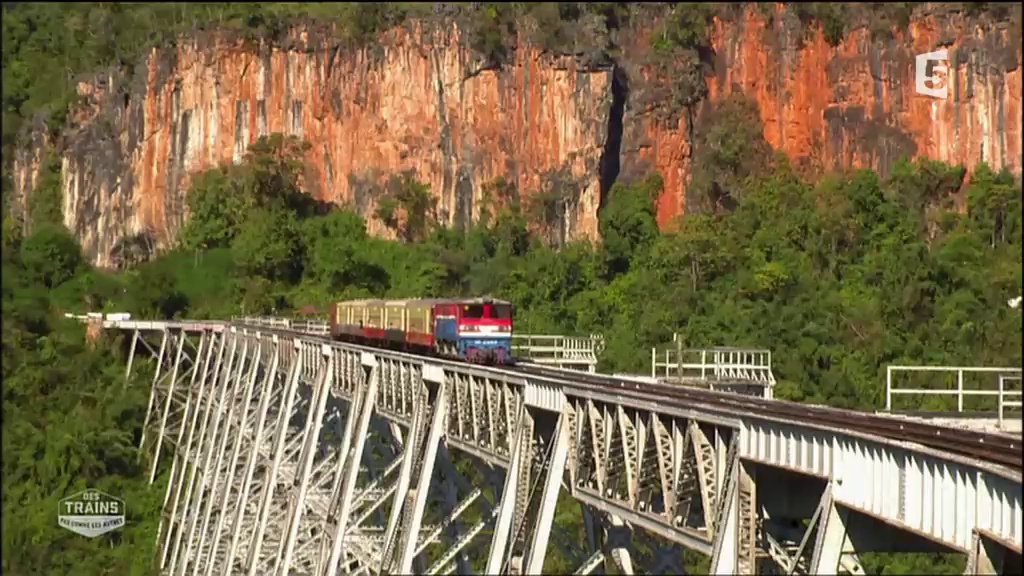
(99, 318, 1023, 576)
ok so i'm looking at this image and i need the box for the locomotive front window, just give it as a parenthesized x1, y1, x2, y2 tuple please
(463, 305, 485, 319)
(491, 304, 512, 319)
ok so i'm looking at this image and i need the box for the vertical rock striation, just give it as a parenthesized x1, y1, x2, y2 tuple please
(632, 6, 1022, 226)
(18, 24, 617, 267)
(10, 8, 1022, 266)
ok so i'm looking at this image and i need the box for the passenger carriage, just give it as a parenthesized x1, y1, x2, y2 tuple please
(328, 297, 514, 365)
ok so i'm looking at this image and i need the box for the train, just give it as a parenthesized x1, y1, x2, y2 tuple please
(328, 297, 515, 365)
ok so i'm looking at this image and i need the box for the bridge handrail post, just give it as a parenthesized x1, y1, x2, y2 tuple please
(886, 366, 893, 411)
(957, 368, 964, 413)
(885, 365, 1024, 421)
(999, 375, 1005, 428)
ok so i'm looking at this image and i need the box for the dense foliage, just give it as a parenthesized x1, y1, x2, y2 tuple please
(2, 209, 167, 574)
(3, 2, 1022, 574)
(7, 122, 1018, 571)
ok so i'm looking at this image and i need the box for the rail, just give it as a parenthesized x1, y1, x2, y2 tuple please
(87, 315, 1024, 470)
(515, 363, 1021, 471)
(884, 365, 1023, 431)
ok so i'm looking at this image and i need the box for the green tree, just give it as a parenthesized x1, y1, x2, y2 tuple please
(301, 209, 388, 294)
(124, 264, 188, 320)
(19, 223, 83, 289)
(688, 94, 773, 213)
(179, 167, 249, 251)
(232, 208, 303, 283)
(599, 174, 662, 277)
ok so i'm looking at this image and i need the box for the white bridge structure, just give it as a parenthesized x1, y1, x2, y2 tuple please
(84, 314, 1021, 575)
(221, 317, 604, 373)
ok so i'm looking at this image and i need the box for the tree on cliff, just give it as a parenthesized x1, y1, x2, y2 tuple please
(18, 223, 84, 289)
(599, 173, 662, 277)
(374, 171, 439, 243)
(687, 94, 774, 214)
(180, 133, 315, 253)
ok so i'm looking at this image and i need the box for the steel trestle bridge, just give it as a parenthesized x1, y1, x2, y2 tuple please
(88, 315, 1021, 575)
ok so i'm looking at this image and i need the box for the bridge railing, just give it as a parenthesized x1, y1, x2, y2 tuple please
(884, 365, 1023, 431)
(232, 316, 330, 336)
(651, 346, 776, 383)
(511, 334, 604, 373)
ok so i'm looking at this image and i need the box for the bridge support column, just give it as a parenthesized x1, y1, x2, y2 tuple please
(378, 383, 429, 569)
(147, 330, 187, 482)
(203, 335, 266, 576)
(272, 344, 336, 576)
(159, 330, 221, 570)
(138, 331, 170, 458)
(375, 365, 448, 573)
(709, 446, 756, 575)
(179, 333, 251, 575)
(486, 404, 533, 574)
(809, 486, 853, 575)
(167, 332, 232, 576)
(244, 341, 305, 575)
(521, 407, 572, 574)
(151, 330, 209, 563)
(321, 353, 380, 576)
(967, 530, 1022, 575)
(124, 328, 140, 385)
(393, 366, 449, 574)
(225, 336, 282, 572)
(192, 335, 259, 571)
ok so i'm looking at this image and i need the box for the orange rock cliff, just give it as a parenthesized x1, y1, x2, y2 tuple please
(10, 6, 1023, 268)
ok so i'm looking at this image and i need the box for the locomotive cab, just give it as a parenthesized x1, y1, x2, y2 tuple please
(457, 299, 513, 364)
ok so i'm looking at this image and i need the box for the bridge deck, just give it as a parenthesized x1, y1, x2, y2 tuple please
(86, 316, 1023, 574)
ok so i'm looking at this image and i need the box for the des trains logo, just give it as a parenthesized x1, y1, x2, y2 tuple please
(58, 488, 126, 538)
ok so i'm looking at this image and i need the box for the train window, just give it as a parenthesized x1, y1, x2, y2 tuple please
(463, 305, 485, 319)
(491, 304, 512, 319)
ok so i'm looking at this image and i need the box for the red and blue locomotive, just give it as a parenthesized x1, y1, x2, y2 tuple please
(328, 297, 514, 365)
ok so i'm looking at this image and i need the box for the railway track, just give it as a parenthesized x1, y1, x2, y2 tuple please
(227, 320, 1023, 472)
(514, 364, 1024, 472)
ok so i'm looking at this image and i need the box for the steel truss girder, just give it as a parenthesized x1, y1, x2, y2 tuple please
(125, 326, 762, 575)
(117, 323, 1019, 575)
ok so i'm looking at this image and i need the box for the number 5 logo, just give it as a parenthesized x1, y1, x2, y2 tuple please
(915, 49, 949, 99)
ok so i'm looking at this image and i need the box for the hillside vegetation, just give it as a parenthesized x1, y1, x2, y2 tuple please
(5, 120, 1020, 572)
(3, 2, 1022, 575)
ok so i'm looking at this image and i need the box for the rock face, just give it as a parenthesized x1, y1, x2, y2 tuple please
(10, 7, 1023, 267)
(636, 6, 1023, 226)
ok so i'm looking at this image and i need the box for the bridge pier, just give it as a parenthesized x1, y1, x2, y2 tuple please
(321, 353, 379, 576)
(100, 318, 1022, 575)
(967, 531, 1023, 575)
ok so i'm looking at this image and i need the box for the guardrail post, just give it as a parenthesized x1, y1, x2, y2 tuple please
(957, 369, 964, 413)
(886, 367, 893, 412)
(998, 376, 1005, 428)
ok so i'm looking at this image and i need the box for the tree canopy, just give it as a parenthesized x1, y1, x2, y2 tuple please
(3, 2, 1022, 574)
